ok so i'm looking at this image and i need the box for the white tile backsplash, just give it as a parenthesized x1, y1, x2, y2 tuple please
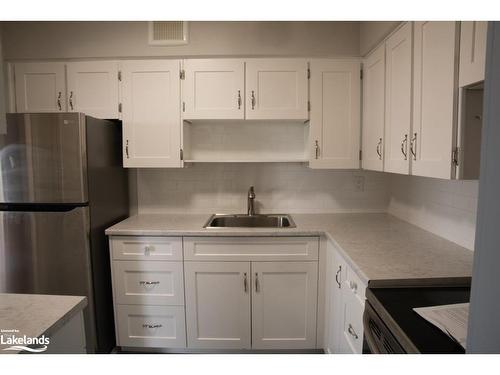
(133, 164, 478, 251)
(135, 163, 390, 215)
(388, 174, 478, 250)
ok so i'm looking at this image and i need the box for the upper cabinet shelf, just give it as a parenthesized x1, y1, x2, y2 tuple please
(182, 58, 309, 121)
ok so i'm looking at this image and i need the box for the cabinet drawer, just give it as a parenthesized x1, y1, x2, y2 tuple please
(111, 236, 183, 261)
(116, 305, 186, 348)
(113, 261, 184, 305)
(183, 236, 319, 261)
(342, 291, 365, 354)
(344, 267, 366, 302)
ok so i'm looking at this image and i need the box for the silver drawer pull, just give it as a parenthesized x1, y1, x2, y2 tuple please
(349, 280, 358, 292)
(348, 324, 359, 339)
(139, 281, 160, 286)
(144, 245, 155, 254)
(142, 324, 162, 329)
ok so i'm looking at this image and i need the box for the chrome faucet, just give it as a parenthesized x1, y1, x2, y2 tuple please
(247, 186, 256, 216)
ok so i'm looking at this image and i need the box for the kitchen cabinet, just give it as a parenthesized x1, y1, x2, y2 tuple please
(116, 305, 186, 348)
(252, 261, 318, 349)
(383, 22, 413, 175)
(14, 62, 66, 112)
(109, 236, 186, 349)
(412, 22, 459, 179)
(120, 60, 182, 168)
(324, 243, 345, 353)
(66, 61, 119, 119)
(183, 237, 319, 350)
(245, 59, 308, 120)
(324, 241, 366, 354)
(309, 59, 361, 169)
(362, 44, 385, 172)
(182, 59, 245, 119)
(184, 262, 251, 349)
(459, 21, 488, 87)
(113, 261, 185, 305)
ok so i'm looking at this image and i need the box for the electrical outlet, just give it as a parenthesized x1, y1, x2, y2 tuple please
(354, 175, 365, 192)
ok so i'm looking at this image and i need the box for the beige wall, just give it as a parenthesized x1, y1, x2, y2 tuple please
(359, 21, 401, 55)
(1, 21, 360, 60)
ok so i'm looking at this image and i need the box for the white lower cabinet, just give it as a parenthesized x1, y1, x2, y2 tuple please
(110, 235, 320, 351)
(110, 236, 187, 349)
(116, 305, 186, 348)
(325, 240, 367, 354)
(252, 261, 318, 349)
(184, 262, 251, 349)
(113, 261, 185, 305)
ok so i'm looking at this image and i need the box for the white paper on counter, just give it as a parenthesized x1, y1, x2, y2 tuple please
(413, 303, 469, 349)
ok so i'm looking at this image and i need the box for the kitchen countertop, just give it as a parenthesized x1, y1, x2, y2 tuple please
(105, 213, 474, 286)
(0, 294, 87, 354)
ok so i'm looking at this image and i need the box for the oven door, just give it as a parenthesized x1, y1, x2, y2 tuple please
(363, 301, 406, 354)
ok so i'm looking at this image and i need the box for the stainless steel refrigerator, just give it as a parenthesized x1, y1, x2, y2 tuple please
(0, 113, 129, 353)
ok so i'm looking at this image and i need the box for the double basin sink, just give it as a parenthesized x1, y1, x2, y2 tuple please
(204, 214, 296, 228)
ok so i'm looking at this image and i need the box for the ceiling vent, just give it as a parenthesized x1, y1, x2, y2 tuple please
(148, 21, 189, 46)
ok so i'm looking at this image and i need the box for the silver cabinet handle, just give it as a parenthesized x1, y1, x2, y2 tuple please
(243, 272, 248, 293)
(335, 265, 342, 288)
(255, 272, 260, 292)
(401, 134, 408, 160)
(237, 90, 242, 110)
(251, 90, 256, 110)
(69, 91, 74, 110)
(348, 324, 359, 339)
(314, 140, 320, 159)
(144, 245, 155, 254)
(142, 324, 162, 329)
(139, 281, 160, 286)
(410, 133, 417, 161)
(376, 138, 382, 160)
(125, 139, 130, 159)
(349, 280, 358, 292)
(57, 92, 62, 111)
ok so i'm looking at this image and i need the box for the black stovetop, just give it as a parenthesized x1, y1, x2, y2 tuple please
(366, 285, 470, 353)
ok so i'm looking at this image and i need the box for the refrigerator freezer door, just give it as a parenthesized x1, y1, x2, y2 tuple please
(0, 206, 97, 352)
(0, 113, 88, 204)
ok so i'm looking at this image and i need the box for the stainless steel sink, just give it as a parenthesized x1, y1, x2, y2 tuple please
(203, 214, 296, 228)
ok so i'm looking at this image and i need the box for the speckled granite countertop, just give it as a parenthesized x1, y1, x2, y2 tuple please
(106, 213, 474, 286)
(0, 294, 87, 354)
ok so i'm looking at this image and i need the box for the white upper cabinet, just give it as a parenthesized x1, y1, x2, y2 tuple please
(184, 262, 251, 349)
(14, 62, 66, 112)
(459, 21, 488, 87)
(362, 44, 386, 172)
(120, 60, 182, 168)
(309, 59, 361, 169)
(245, 59, 308, 120)
(66, 61, 119, 119)
(183, 59, 245, 119)
(251, 261, 318, 349)
(412, 22, 459, 179)
(384, 22, 413, 175)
